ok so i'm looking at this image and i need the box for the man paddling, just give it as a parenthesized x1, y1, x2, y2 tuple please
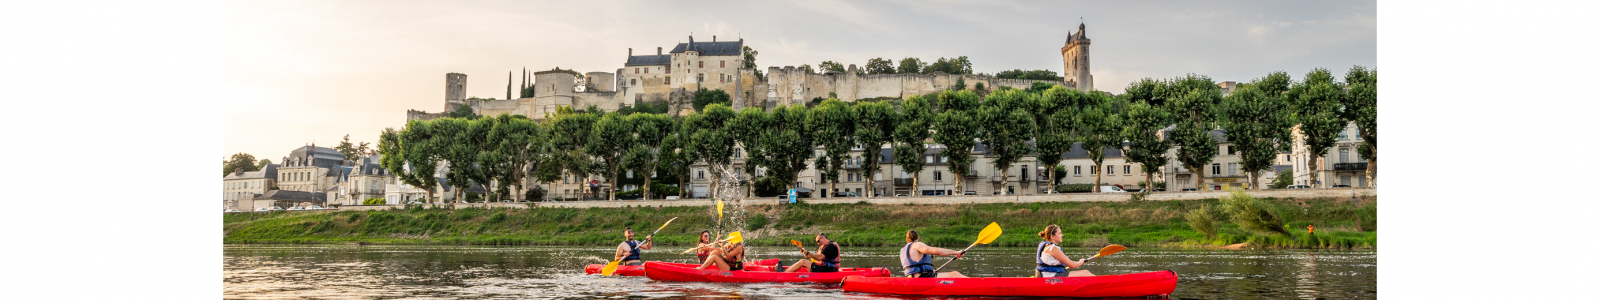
(900, 230, 968, 278)
(613, 228, 654, 266)
(783, 233, 841, 273)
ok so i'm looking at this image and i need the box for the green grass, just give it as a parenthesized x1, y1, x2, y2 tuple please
(224, 197, 1375, 249)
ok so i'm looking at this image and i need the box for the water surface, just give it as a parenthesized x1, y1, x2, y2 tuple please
(224, 245, 1374, 299)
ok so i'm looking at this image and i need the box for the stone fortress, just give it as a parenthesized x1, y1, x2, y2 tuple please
(408, 24, 1094, 121)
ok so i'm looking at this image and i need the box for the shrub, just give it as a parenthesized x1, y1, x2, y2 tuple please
(362, 198, 386, 205)
(1055, 184, 1093, 193)
(1271, 171, 1292, 189)
(1185, 204, 1218, 238)
(1221, 190, 1289, 236)
(526, 187, 545, 201)
(745, 214, 768, 231)
(488, 212, 507, 224)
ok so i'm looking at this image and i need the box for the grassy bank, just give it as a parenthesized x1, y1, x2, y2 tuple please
(224, 197, 1375, 249)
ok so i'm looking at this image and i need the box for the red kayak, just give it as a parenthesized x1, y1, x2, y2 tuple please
(644, 261, 891, 283)
(840, 270, 1178, 297)
(584, 258, 780, 276)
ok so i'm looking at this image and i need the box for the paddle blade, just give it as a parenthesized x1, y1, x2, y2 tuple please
(599, 260, 622, 276)
(725, 231, 743, 244)
(655, 217, 677, 233)
(975, 222, 1003, 244)
(790, 240, 805, 248)
(717, 199, 725, 220)
(1096, 244, 1128, 258)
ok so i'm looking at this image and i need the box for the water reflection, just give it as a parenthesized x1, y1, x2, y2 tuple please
(224, 245, 1375, 299)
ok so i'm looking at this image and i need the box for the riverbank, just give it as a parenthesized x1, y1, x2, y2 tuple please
(223, 196, 1375, 249)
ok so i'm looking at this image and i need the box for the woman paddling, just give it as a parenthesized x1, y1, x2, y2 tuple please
(614, 227, 654, 266)
(1035, 225, 1095, 278)
(693, 231, 714, 263)
(783, 233, 841, 273)
(696, 237, 746, 271)
(900, 230, 967, 278)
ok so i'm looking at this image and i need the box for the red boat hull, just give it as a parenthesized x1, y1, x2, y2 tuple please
(584, 258, 780, 276)
(644, 261, 891, 283)
(840, 270, 1178, 297)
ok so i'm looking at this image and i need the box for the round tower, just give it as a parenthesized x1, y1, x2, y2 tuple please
(1060, 23, 1093, 91)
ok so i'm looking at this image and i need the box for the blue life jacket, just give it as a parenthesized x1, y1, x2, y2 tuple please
(1036, 241, 1067, 273)
(623, 240, 642, 261)
(900, 242, 934, 276)
(818, 242, 840, 268)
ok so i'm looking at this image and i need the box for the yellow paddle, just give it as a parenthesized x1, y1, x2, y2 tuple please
(1084, 244, 1128, 262)
(600, 217, 677, 276)
(929, 222, 1002, 275)
(789, 240, 819, 263)
(679, 231, 744, 255)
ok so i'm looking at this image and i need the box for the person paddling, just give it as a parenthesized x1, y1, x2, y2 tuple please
(613, 227, 654, 266)
(900, 230, 968, 278)
(783, 233, 841, 273)
(1035, 225, 1095, 278)
(693, 230, 714, 263)
(696, 236, 746, 271)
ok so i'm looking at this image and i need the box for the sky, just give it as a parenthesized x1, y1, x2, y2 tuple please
(224, 0, 1375, 162)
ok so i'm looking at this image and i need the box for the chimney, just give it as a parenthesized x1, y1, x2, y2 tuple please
(629, 48, 632, 57)
(657, 47, 662, 55)
(713, 35, 716, 42)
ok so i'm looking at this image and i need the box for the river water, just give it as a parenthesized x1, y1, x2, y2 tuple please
(224, 245, 1375, 299)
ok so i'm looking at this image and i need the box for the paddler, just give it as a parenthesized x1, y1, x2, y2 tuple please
(783, 233, 841, 273)
(1035, 225, 1094, 277)
(613, 227, 654, 266)
(696, 235, 746, 271)
(694, 230, 714, 263)
(900, 230, 968, 278)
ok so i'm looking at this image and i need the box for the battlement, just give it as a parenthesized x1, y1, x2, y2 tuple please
(764, 67, 1071, 106)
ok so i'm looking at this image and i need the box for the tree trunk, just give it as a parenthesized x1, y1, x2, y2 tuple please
(1092, 162, 1103, 193)
(609, 164, 619, 201)
(643, 167, 653, 200)
(1308, 155, 1321, 188)
(1366, 157, 1376, 188)
(865, 168, 873, 198)
(911, 173, 919, 197)
(1192, 165, 1206, 191)
(1144, 171, 1154, 194)
(712, 171, 722, 200)
(1047, 165, 1057, 194)
(1248, 170, 1260, 190)
(1000, 168, 1009, 196)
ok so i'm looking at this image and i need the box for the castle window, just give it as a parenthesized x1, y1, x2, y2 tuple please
(720, 61, 725, 68)
(631, 79, 637, 85)
(665, 77, 670, 84)
(699, 61, 704, 68)
(634, 68, 639, 74)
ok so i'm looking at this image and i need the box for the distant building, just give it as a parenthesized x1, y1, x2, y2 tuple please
(276, 145, 346, 193)
(331, 153, 394, 206)
(223, 164, 277, 211)
(1291, 121, 1370, 188)
(251, 190, 326, 210)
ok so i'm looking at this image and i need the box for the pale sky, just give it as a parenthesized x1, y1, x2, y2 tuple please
(224, 0, 1375, 162)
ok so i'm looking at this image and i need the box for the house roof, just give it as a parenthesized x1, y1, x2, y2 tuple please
(625, 55, 671, 66)
(284, 145, 345, 168)
(1273, 165, 1293, 173)
(225, 164, 279, 180)
(254, 190, 326, 202)
(669, 38, 742, 56)
(1062, 142, 1125, 159)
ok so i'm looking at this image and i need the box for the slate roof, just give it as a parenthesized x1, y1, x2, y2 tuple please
(284, 145, 346, 168)
(625, 55, 671, 66)
(254, 190, 326, 202)
(1273, 165, 1293, 173)
(1062, 142, 1126, 159)
(225, 164, 279, 180)
(669, 38, 742, 56)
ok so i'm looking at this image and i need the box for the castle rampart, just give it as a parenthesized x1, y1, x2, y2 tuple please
(764, 67, 1072, 106)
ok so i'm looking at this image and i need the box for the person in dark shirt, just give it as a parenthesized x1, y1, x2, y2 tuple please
(783, 233, 842, 272)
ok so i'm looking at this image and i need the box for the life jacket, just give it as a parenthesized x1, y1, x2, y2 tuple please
(1036, 241, 1067, 274)
(900, 242, 934, 276)
(622, 240, 642, 261)
(817, 242, 840, 268)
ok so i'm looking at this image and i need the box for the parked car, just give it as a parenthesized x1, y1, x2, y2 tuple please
(665, 196, 679, 200)
(831, 192, 858, 198)
(406, 201, 423, 205)
(307, 205, 323, 210)
(1099, 185, 1128, 193)
(1286, 185, 1311, 189)
(895, 193, 909, 197)
(268, 207, 284, 211)
(226, 209, 241, 213)
(1331, 184, 1351, 188)
(963, 191, 978, 196)
(1180, 188, 1198, 192)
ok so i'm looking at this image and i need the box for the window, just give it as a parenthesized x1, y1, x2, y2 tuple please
(697, 170, 705, 180)
(1107, 165, 1115, 175)
(875, 173, 882, 180)
(1227, 163, 1237, 176)
(1339, 148, 1350, 163)
(1091, 166, 1097, 175)
(634, 68, 639, 74)
(1124, 165, 1131, 175)
(1020, 165, 1029, 181)
(644, 68, 648, 74)
(626, 170, 633, 179)
(925, 155, 933, 164)
(1227, 145, 1235, 155)
(941, 156, 948, 163)
(630, 79, 637, 85)
(665, 77, 670, 84)
(734, 149, 741, 158)
(720, 61, 725, 68)
(698, 73, 704, 82)
(665, 66, 670, 73)
(699, 61, 704, 68)
(1074, 166, 1081, 176)
(1212, 164, 1222, 175)
(934, 171, 944, 181)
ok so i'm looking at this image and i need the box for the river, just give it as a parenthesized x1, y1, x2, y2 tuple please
(224, 245, 1375, 299)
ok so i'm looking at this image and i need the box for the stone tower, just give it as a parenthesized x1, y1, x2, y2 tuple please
(446, 72, 467, 105)
(1060, 23, 1093, 91)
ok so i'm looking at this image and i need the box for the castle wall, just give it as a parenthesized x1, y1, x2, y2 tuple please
(574, 91, 623, 111)
(765, 67, 1071, 104)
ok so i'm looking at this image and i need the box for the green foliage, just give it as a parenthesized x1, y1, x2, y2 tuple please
(1342, 65, 1377, 164)
(924, 56, 972, 75)
(819, 61, 845, 73)
(1185, 204, 1219, 238)
(809, 99, 856, 190)
(742, 45, 759, 69)
(745, 214, 769, 231)
(978, 89, 1037, 190)
(864, 57, 896, 74)
(897, 57, 926, 74)
(1076, 92, 1121, 192)
(1122, 101, 1172, 192)
(951, 78, 966, 91)
(931, 90, 981, 194)
(588, 113, 633, 200)
(692, 88, 731, 112)
(335, 134, 372, 162)
(892, 95, 933, 192)
(995, 69, 1063, 81)
(1288, 68, 1347, 186)
(255, 159, 272, 169)
(1055, 183, 1094, 193)
(761, 105, 814, 190)
(799, 64, 816, 74)
(1033, 86, 1082, 188)
(1221, 82, 1292, 189)
(224, 152, 258, 175)
(380, 121, 441, 202)
(854, 101, 897, 196)
(1271, 171, 1292, 189)
(525, 187, 545, 201)
(362, 198, 386, 205)
(1168, 75, 1223, 190)
(448, 104, 478, 119)
(1221, 190, 1289, 236)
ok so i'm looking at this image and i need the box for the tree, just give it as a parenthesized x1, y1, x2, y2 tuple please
(1075, 93, 1121, 192)
(951, 78, 966, 91)
(487, 114, 540, 201)
(925, 56, 972, 74)
(931, 90, 982, 195)
(762, 105, 815, 190)
(657, 121, 697, 198)
(224, 153, 258, 175)
(588, 113, 633, 201)
(892, 95, 933, 194)
(819, 61, 845, 73)
(1221, 85, 1291, 189)
(623, 113, 676, 200)
(1342, 65, 1378, 187)
(854, 101, 897, 197)
(1171, 88, 1223, 191)
(549, 110, 600, 198)
(255, 159, 272, 169)
(448, 104, 477, 119)
(995, 69, 1063, 81)
(1120, 101, 1172, 194)
(864, 57, 896, 74)
(433, 118, 483, 202)
(798, 64, 817, 74)
(808, 99, 855, 196)
(693, 88, 731, 112)
(743, 46, 764, 81)
(897, 57, 926, 74)
(1288, 68, 1346, 188)
(379, 121, 441, 202)
(685, 104, 738, 199)
(729, 107, 772, 198)
(335, 134, 372, 162)
(978, 89, 1037, 195)
(1034, 87, 1083, 192)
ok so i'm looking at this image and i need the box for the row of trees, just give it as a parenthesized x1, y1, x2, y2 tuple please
(375, 65, 1376, 202)
(802, 56, 976, 75)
